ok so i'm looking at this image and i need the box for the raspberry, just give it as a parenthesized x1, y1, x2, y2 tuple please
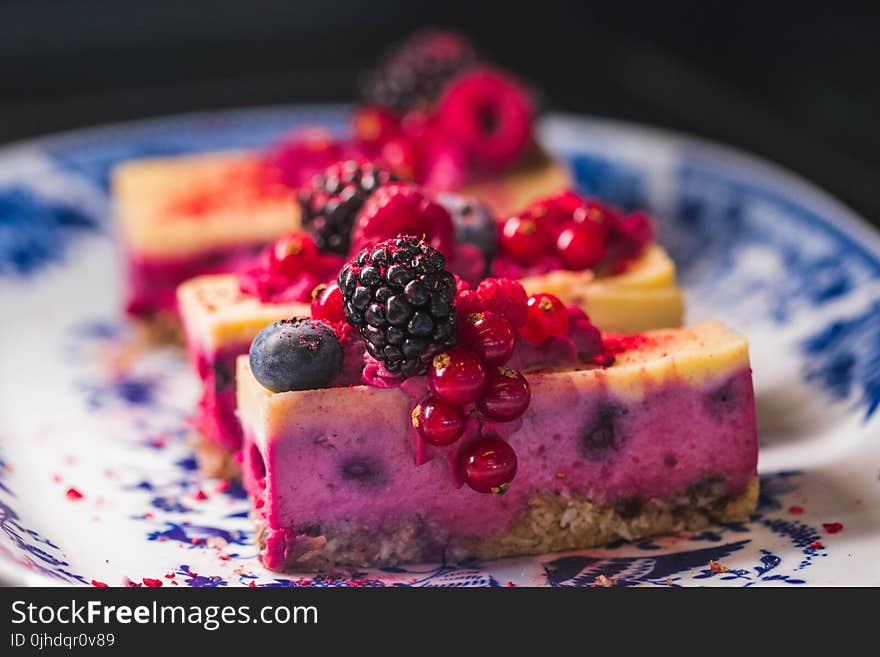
(267, 130, 350, 188)
(360, 30, 479, 113)
(349, 183, 455, 257)
(469, 278, 529, 328)
(438, 67, 534, 170)
(298, 160, 398, 255)
(339, 236, 458, 376)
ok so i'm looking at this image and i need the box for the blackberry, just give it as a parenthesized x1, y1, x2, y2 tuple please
(360, 30, 479, 113)
(339, 235, 458, 376)
(298, 160, 397, 255)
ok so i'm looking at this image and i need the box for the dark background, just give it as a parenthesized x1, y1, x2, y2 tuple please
(1, 1, 878, 222)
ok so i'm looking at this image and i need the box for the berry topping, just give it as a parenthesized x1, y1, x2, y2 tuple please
(249, 318, 343, 392)
(379, 136, 422, 181)
(556, 222, 606, 270)
(266, 130, 350, 188)
(310, 282, 345, 325)
(520, 293, 569, 343)
(339, 236, 458, 376)
(349, 183, 456, 257)
(298, 160, 398, 255)
(352, 106, 401, 152)
(412, 397, 466, 446)
(438, 67, 534, 170)
(238, 232, 343, 303)
(360, 29, 479, 113)
(459, 311, 515, 366)
(438, 192, 498, 261)
(428, 347, 486, 405)
(461, 277, 529, 328)
(606, 211, 655, 267)
(500, 212, 551, 264)
(460, 436, 518, 494)
(270, 232, 320, 276)
(477, 366, 530, 421)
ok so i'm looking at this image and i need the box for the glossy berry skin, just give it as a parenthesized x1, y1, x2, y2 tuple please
(520, 293, 569, 343)
(438, 192, 498, 261)
(556, 222, 606, 270)
(298, 160, 397, 254)
(477, 367, 530, 421)
(249, 318, 343, 393)
(311, 282, 345, 324)
(438, 68, 534, 170)
(459, 311, 515, 366)
(428, 347, 486, 405)
(499, 212, 549, 265)
(271, 232, 320, 277)
(412, 397, 466, 446)
(339, 236, 458, 376)
(460, 437, 518, 494)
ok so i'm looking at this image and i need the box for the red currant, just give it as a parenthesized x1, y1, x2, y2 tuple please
(459, 311, 515, 365)
(520, 293, 569, 343)
(572, 198, 615, 236)
(556, 222, 606, 270)
(270, 232, 319, 277)
(499, 212, 550, 264)
(428, 348, 486, 405)
(311, 282, 345, 324)
(412, 397, 466, 446)
(380, 136, 421, 181)
(477, 366, 530, 421)
(460, 436, 518, 494)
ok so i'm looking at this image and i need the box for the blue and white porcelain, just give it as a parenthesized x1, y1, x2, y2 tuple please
(1, 106, 878, 586)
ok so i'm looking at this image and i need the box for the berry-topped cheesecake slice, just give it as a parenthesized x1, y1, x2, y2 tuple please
(235, 236, 757, 571)
(178, 180, 682, 477)
(114, 30, 570, 332)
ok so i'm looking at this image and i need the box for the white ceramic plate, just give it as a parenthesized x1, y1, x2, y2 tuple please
(1, 106, 878, 586)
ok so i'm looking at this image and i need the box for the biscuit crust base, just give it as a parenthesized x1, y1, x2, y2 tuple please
(255, 477, 759, 572)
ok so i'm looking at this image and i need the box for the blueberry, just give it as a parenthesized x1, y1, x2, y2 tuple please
(249, 318, 343, 393)
(438, 192, 498, 260)
(340, 455, 386, 487)
(579, 404, 626, 461)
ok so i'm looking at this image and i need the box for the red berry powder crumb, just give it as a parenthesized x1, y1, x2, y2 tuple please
(249, 581, 256, 588)
(788, 506, 804, 514)
(143, 578, 163, 588)
(91, 580, 109, 588)
(215, 479, 231, 493)
(194, 490, 208, 501)
(65, 487, 84, 501)
(809, 541, 824, 549)
(822, 522, 844, 534)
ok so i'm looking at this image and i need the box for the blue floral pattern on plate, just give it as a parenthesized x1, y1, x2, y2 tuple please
(0, 107, 877, 586)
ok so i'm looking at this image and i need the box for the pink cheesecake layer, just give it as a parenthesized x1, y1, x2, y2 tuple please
(124, 244, 265, 318)
(245, 367, 756, 568)
(190, 342, 250, 454)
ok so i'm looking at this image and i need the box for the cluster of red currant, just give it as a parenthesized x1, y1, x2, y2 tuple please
(498, 191, 654, 273)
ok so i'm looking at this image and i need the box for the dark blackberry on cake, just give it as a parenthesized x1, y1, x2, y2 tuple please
(338, 235, 458, 376)
(360, 30, 479, 113)
(297, 160, 397, 255)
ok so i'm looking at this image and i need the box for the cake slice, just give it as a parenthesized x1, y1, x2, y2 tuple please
(179, 233, 682, 477)
(114, 150, 299, 333)
(236, 319, 758, 571)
